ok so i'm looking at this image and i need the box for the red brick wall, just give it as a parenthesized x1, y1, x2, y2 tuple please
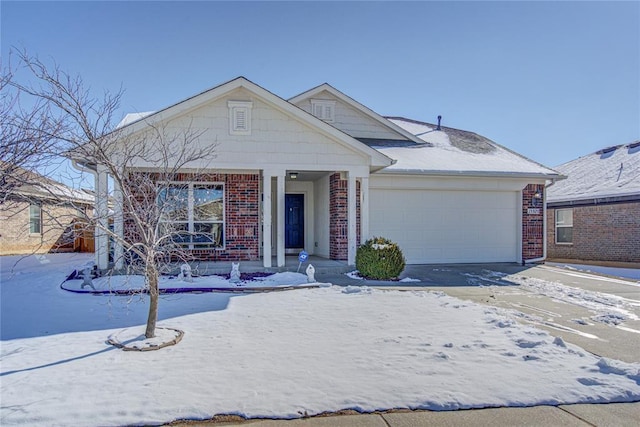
(547, 201, 640, 263)
(329, 173, 360, 260)
(127, 172, 260, 262)
(329, 173, 348, 260)
(190, 173, 260, 261)
(522, 184, 545, 261)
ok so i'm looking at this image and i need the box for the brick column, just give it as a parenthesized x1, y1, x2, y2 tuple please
(522, 184, 545, 261)
(330, 173, 348, 260)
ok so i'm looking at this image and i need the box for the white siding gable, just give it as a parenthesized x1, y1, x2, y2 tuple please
(294, 90, 404, 140)
(125, 87, 372, 171)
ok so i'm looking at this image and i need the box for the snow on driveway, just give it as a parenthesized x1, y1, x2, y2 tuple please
(1, 254, 640, 427)
(468, 270, 640, 326)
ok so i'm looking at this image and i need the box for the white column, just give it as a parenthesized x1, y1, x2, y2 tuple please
(95, 164, 109, 270)
(347, 172, 357, 266)
(360, 176, 369, 244)
(113, 178, 124, 270)
(276, 173, 286, 267)
(262, 173, 272, 268)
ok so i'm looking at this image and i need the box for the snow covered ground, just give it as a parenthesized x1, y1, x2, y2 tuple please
(61, 268, 314, 294)
(1, 254, 640, 427)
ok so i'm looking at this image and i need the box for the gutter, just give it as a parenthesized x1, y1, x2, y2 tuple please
(72, 159, 97, 174)
(547, 193, 640, 208)
(375, 168, 561, 180)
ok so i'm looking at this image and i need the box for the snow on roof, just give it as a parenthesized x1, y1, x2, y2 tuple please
(1, 163, 94, 204)
(116, 111, 155, 128)
(547, 141, 640, 203)
(374, 117, 559, 177)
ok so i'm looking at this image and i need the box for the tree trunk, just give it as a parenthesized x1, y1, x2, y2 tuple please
(144, 260, 159, 338)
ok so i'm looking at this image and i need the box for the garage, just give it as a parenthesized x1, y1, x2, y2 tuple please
(369, 188, 520, 264)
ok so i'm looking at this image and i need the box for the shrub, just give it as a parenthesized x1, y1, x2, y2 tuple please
(355, 236, 406, 280)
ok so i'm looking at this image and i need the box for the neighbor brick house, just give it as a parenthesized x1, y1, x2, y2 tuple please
(547, 141, 640, 264)
(0, 166, 95, 255)
(73, 77, 560, 269)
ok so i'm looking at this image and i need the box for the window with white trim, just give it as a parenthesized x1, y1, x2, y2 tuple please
(555, 208, 573, 244)
(29, 203, 42, 234)
(228, 101, 253, 135)
(310, 99, 336, 122)
(158, 183, 224, 248)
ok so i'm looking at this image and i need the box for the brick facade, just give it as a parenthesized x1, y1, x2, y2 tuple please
(329, 173, 360, 261)
(522, 184, 545, 261)
(127, 172, 260, 262)
(547, 201, 640, 263)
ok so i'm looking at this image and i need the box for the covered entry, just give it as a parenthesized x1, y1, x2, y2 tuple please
(285, 194, 305, 253)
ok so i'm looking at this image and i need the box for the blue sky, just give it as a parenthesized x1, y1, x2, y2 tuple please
(2, 1, 639, 171)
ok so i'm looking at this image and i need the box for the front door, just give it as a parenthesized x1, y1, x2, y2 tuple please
(285, 194, 304, 252)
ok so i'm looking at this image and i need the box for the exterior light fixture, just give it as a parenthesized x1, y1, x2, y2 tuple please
(289, 172, 298, 180)
(531, 190, 543, 208)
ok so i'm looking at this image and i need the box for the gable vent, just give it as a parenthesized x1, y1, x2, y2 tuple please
(228, 100, 253, 135)
(310, 99, 336, 122)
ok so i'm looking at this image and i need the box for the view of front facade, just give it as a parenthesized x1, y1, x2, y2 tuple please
(83, 77, 560, 270)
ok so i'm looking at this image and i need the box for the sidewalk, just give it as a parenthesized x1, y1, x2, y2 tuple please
(169, 402, 640, 426)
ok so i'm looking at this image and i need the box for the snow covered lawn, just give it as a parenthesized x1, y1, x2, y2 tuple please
(61, 269, 315, 294)
(1, 254, 640, 427)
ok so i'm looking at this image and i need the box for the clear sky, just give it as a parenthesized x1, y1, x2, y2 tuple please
(2, 0, 639, 171)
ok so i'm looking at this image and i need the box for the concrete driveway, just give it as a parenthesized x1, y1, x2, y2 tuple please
(318, 263, 640, 363)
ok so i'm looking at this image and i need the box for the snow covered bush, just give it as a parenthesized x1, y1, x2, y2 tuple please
(356, 236, 406, 280)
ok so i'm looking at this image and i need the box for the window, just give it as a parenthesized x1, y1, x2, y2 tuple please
(310, 99, 336, 122)
(158, 183, 224, 248)
(228, 101, 253, 135)
(29, 203, 42, 234)
(555, 208, 573, 244)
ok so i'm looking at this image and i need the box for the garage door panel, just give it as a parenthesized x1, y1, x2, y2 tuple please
(370, 189, 519, 264)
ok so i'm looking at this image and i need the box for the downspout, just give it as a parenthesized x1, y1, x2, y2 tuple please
(524, 178, 557, 264)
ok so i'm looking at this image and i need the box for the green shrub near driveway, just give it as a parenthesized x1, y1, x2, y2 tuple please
(355, 236, 406, 280)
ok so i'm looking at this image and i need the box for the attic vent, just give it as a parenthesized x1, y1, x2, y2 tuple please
(228, 101, 253, 135)
(596, 145, 621, 155)
(310, 99, 336, 122)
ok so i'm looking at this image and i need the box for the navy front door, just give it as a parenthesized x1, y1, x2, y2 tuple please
(285, 194, 304, 250)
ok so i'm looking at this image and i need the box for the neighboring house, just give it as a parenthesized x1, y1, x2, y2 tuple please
(76, 77, 560, 270)
(546, 142, 640, 264)
(0, 165, 95, 255)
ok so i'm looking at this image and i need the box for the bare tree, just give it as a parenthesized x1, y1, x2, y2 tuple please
(9, 51, 217, 338)
(0, 57, 63, 201)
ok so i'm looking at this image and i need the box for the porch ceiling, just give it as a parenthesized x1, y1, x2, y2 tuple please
(285, 170, 331, 182)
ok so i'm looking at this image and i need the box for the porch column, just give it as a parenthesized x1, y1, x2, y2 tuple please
(113, 178, 124, 270)
(360, 176, 369, 244)
(262, 173, 272, 268)
(95, 164, 109, 270)
(276, 173, 286, 267)
(347, 172, 357, 266)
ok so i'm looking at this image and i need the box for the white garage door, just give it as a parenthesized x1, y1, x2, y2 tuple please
(369, 189, 519, 264)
